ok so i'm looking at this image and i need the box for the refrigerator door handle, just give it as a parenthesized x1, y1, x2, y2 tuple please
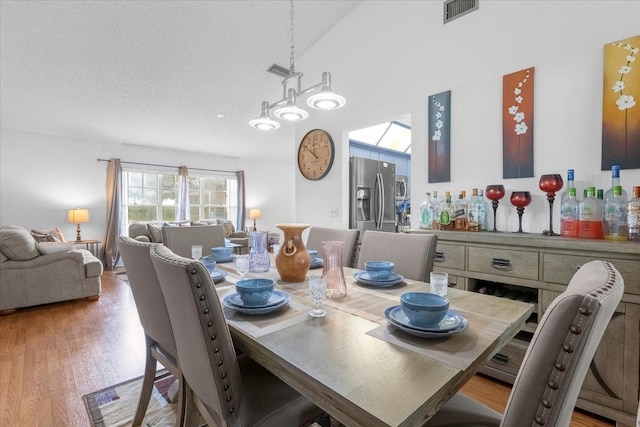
(375, 172, 384, 229)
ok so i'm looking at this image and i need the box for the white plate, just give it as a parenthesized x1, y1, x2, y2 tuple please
(227, 289, 287, 309)
(354, 271, 404, 287)
(222, 291, 291, 315)
(384, 306, 468, 338)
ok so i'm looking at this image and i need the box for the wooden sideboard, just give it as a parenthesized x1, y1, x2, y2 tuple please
(407, 229, 640, 427)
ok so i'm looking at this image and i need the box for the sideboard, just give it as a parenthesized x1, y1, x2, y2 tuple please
(407, 229, 640, 427)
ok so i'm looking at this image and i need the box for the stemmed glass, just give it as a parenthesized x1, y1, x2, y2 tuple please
(539, 174, 564, 236)
(235, 254, 250, 280)
(485, 185, 506, 232)
(510, 191, 532, 233)
(191, 244, 203, 260)
(308, 276, 328, 318)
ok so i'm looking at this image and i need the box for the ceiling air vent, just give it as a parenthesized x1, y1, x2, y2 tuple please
(443, 0, 478, 24)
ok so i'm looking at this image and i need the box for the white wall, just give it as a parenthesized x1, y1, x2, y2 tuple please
(294, 1, 640, 233)
(0, 128, 295, 241)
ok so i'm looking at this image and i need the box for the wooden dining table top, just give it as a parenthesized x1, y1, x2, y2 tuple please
(213, 257, 534, 427)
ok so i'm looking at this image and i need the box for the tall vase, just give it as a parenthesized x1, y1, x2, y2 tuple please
(249, 230, 270, 273)
(322, 241, 347, 298)
(275, 223, 310, 282)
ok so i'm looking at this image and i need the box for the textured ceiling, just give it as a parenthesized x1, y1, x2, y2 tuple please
(0, 0, 360, 161)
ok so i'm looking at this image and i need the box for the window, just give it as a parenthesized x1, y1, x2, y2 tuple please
(123, 169, 237, 225)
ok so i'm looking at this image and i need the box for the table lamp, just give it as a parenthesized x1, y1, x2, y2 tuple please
(68, 208, 89, 241)
(249, 208, 261, 231)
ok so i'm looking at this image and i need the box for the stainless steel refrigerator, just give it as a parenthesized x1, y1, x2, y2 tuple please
(349, 157, 397, 234)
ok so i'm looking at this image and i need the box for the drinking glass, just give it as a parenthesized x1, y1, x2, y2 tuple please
(235, 254, 250, 280)
(191, 244, 203, 260)
(430, 272, 449, 297)
(308, 276, 327, 318)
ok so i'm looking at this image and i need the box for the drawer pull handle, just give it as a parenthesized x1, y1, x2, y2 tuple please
(492, 353, 509, 365)
(491, 258, 513, 271)
(434, 251, 445, 263)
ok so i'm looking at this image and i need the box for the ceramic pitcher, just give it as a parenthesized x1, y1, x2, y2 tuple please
(275, 223, 310, 282)
(322, 241, 347, 298)
(249, 230, 270, 272)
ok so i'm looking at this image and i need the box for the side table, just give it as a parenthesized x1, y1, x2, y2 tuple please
(73, 239, 101, 257)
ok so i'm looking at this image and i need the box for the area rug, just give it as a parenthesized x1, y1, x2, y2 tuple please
(84, 371, 330, 427)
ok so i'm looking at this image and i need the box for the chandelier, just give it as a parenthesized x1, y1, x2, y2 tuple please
(249, 0, 346, 130)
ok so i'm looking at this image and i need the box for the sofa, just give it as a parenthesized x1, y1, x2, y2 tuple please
(128, 219, 249, 254)
(0, 225, 103, 313)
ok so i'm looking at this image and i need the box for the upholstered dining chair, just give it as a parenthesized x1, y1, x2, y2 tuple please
(356, 230, 438, 281)
(116, 236, 185, 427)
(306, 226, 360, 267)
(426, 260, 624, 427)
(149, 244, 325, 427)
(162, 224, 226, 259)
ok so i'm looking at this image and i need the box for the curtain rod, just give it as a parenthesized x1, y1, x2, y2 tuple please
(97, 158, 235, 174)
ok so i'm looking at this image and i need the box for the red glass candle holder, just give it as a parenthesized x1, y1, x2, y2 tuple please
(510, 191, 532, 233)
(539, 174, 564, 236)
(485, 185, 506, 232)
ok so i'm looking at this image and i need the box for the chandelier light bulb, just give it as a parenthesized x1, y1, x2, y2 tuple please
(307, 72, 346, 110)
(273, 88, 309, 121)
(249, 101, 280, 130)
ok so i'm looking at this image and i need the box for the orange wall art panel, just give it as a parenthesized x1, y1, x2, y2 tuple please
(503, 67, 534, 179)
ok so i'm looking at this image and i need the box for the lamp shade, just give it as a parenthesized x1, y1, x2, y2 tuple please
(249, 209, 261, 220)
(68, 208, 90, 224)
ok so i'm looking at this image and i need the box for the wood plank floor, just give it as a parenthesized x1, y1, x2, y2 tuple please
(0, 271, 616, 427)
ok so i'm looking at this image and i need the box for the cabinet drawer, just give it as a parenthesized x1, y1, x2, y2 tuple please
(543, 253, 640, 295)
(485, 337, 528, 378)
(433, 243, 465, 270)
(468, 247, 539, 280)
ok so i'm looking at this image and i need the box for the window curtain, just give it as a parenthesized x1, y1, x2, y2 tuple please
(236, 170, 246, 231)
(103, 158, 123, 270)
(177, 165, 190, 221)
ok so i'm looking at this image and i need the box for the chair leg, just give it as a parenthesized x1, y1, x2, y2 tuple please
(175, 374, 186, 427)
(184, 386, 201, 427)
(132, 335, 158, 427)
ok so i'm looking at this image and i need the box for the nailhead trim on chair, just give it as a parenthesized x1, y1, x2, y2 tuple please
(532, 261, 619, 426)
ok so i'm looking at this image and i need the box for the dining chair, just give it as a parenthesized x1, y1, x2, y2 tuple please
(162, 224, 226, 259)
(356, 230, 437, 281)
(149, 244, 326, 427)
(426, 260, 624, 427)
(306, 226, 360, 267)
(115, 236, 185, 427)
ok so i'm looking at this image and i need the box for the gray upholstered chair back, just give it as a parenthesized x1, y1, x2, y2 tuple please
(306, 227, 360, 267)
(501, 260, 624, 427)
(162, 224, 226, 259)
(116, 236, 177, 357)
(356, 231, 437, 282)
(150, 244, 244, 427)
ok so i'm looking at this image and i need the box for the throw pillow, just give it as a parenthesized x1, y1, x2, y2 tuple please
(0, 226, 40, 261)
(0, 251, 8, 263)
(217, 220, 235, 238)
(37, 242, 74, 255)
(31, 231, 56, 242)
(147, 223, 164, 243)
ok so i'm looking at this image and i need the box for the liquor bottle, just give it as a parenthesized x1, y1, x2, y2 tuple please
(578, 187, 603, 239)
(560, 187, 579, 237)
(560, 169, 576, 206)
(467, 188, 487, 232)
(454, 191, 468, 231)
(628, 186, 640, 242)
(431, 191, 441, 229)
(439, 191, 455, 231)
(477, 189, 490, 231)
(419, 193, 432, 229)
(604, 165, 628, 202)
(603, 186, 628, 241)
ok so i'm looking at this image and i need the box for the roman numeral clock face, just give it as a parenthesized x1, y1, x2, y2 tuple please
(297, 129, 335, 181)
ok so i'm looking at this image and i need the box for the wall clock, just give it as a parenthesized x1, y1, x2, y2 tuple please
(297, 129, 335, 181)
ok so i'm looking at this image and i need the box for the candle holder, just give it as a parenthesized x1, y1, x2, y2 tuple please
(485, 185, 506, 232)
(539, 174, 564, 236)
(510, 191, 532, 233)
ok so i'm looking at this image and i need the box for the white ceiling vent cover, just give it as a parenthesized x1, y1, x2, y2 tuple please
(443, 0, 479, 24)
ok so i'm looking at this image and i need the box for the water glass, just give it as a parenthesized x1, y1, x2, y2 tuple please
(430, 271, 449, 297)
(308, 275, 327, 318)
(235, 254, 250, 280)
(272, 244, 281, 257)
(191, 244, 203, 260)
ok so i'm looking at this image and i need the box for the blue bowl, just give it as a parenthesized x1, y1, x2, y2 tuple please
(212, 246, 233, 259)
(365, 260, 394, 280)
(236, 278, 275, 306)
(201, 257, 217, 274)
(400, 292, 449, 327)
(308, 249, 318, 262)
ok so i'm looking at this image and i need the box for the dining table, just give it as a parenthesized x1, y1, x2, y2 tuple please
(213, 255, 534, 427)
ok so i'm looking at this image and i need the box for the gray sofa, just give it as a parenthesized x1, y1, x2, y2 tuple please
(128, 219, 249, 254)
(0, 225, 103, 313)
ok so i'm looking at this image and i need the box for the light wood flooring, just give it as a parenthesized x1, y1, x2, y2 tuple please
(0, 271, 616, 427)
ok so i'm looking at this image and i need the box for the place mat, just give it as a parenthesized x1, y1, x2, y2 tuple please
(366, 309, 508, 372)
